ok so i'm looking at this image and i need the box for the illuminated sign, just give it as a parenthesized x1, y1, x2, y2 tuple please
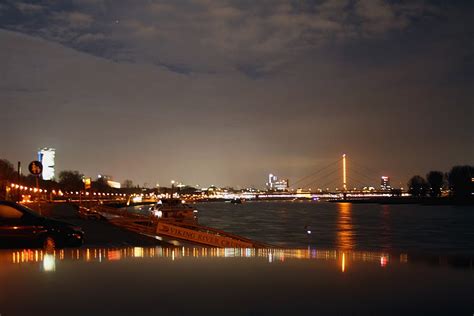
(82, 177, 91, 190)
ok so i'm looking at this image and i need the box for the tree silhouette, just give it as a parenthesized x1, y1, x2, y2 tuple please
(93, 177, 110, 192)
(448, 165, 474, 198)
(122, 179, 134, 188)
(426, 171, 444, 197)
(0, 159, 16, 181)
(408, 175, 428, 197)
(58, 170, 84, 192)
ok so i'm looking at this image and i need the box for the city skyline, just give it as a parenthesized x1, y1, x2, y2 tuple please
(1, 1, 473, 188)
(2, 148, 462, 191)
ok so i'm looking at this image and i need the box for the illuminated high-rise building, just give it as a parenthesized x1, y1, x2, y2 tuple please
(266, 173, 289, 191)
(38, 147, 55, 180)
(267, 174, 277, 190)
(381, 176, 391, 191)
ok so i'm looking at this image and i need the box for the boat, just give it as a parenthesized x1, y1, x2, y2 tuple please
(150, 199, 198, 224)
(230, 198, 243, 204)
(95, 198, 272, 248)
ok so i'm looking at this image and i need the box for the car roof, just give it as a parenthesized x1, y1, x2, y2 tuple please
(0, 200, 41, 217)
(0, 200, 18, 206)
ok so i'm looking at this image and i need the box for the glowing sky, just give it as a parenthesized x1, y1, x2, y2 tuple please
(1, 0, 472, 188)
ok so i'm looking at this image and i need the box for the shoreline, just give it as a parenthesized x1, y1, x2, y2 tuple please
(328, 196, 474, 206)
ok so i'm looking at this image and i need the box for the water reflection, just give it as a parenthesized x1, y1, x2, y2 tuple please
(42, 254, 55, 272)
(336, 203, 355, 251)
(3, 247, 472, 274)
(380, 205, 392, 250)
(4, 247, 393, 272)
(341, 252, 346, 272)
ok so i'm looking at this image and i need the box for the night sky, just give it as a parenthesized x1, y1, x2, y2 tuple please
(1, 0, 473, 188)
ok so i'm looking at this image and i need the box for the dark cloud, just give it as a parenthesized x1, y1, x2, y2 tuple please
(0, 0, 445, 76)
(14, 2, 44, 14)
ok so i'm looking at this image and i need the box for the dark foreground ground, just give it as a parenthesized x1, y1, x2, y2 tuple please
(0, 246, 473, 316)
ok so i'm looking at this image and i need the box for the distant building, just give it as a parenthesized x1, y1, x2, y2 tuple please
(38, 147, 55, 180)
(107, 180, 121, 189)
(274, 179, 289, 191)
(97, 174, 121, 188)
(267, 174, 277, 190)
(266, 173, 289, 191)
(381, 176, 391, 191)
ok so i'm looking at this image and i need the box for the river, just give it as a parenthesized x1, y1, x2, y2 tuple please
(194, 201, 474, 254)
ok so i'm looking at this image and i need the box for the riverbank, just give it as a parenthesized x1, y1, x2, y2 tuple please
(329, 196, 474, 205)
(28, 202, 166, 247)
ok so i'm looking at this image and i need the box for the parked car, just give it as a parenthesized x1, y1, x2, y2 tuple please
(0, 200, 84, 249)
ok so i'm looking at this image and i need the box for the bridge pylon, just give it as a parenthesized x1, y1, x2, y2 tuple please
(342, 154, 347, 191)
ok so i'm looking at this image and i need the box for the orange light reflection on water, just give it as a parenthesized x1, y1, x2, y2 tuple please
(342, 252, 346, 272)
(336, 203, 354, 252)
(336, 202, 354, 272)
(3, 247, 395, 275)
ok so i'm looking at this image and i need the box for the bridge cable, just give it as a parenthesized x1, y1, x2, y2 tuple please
(292, 159, 341, 188)
(298, 165, 341, 188)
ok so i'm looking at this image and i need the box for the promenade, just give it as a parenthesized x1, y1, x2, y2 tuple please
(35, 203, 164, 247)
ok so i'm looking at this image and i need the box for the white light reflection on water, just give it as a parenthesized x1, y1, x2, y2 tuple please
(42, 254, 55, 272)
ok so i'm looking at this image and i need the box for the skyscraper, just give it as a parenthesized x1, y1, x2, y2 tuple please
(381, 176, 391, 191)
(38, 147, 55, 180)
(267, 173, 289, 191)
(267, 174, 277, 190)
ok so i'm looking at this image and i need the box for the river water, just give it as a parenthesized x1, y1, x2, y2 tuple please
(194, 201, 474, 254)
(1, 201, 473, 315)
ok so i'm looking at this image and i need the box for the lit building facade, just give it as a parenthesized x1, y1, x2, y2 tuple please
(98, 174, 121, 189)
(38, 147, 55, 180)
(267, 174, 277, 189)
(107, 180, 121, 189)
(274, 179, 289, 191)
(267, 174, 289, 191)
(381, 176, 391, 191)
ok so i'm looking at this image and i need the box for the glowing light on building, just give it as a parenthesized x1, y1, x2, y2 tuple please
(38, 147, 55, 180)
(107, 180, 121, 189)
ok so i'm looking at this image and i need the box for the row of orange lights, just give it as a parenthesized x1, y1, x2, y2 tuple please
(9, 183, 132, 197)
(10, 183, 50, 193)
